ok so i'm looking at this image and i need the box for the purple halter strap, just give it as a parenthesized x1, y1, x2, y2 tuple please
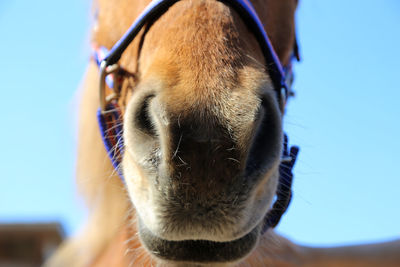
(94, 0, 299, 233)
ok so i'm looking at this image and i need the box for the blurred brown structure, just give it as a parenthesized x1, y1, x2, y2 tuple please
(0, 223, 64, 267)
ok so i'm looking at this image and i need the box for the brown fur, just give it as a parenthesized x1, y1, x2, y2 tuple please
(46, 1, 400, 266)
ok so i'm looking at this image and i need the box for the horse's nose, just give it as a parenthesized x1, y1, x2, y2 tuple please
(130, 94, 243, 187)
(158, 116, 244, 190)
(127, 89, 280, 194)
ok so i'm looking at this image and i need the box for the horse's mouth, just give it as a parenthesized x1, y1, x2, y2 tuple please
(138, 220, 261, 263)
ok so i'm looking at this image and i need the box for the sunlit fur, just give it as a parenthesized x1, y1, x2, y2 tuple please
(45, 0, 400, 267)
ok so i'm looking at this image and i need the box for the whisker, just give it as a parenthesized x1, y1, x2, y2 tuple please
(104, 122, 124, 134)
(172, 133, 183, 159)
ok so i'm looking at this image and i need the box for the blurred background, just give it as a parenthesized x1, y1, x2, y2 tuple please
(0, 0, 399, 265)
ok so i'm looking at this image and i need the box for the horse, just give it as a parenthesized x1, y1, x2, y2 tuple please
(46, 0, 400, 266)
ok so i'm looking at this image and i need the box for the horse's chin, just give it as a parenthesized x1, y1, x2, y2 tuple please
(138, 218, 261, 264)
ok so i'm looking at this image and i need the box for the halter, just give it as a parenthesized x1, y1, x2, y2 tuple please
(94, 0, 299, 234)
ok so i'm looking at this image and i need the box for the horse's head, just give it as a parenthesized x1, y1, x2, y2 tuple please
(94, 0, 297, 264)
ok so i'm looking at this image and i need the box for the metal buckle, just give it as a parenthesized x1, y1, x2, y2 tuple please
(280, 86, 287, 111)
(280, 155, 292, 163)
(99, 60, 120, 114)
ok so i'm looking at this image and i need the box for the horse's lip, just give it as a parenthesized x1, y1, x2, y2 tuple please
(138, 221, 261, 263)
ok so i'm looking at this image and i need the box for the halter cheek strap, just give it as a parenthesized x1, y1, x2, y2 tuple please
(93, 0, 299, 233)
(93, 44, 125, 176)
(262, 135, 299, 233)
(97, 103, 124, 176)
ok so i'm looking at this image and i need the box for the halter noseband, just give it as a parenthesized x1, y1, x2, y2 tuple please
(94, 0, 299, 234)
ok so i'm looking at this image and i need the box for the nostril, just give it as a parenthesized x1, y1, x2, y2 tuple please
(245, 97, 281, 178)
(135, 95, 156, 135)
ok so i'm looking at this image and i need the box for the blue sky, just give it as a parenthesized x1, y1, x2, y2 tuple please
(0, 0, 399, 247)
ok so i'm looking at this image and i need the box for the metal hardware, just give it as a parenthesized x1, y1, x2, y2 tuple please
(99, 60, 120, 113)
(280, 155, 292, 163)
(280, 86, 287, 111)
